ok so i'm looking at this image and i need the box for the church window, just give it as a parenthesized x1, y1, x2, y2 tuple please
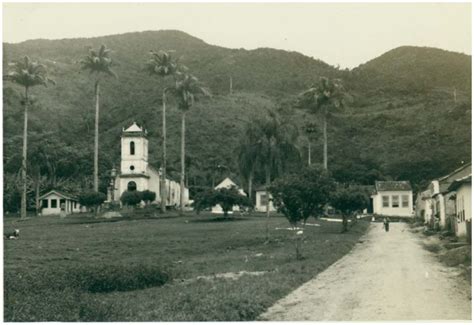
(127, 181, 137, 191)
(130, 165, 135, 171)
(130, 141, 135, 155)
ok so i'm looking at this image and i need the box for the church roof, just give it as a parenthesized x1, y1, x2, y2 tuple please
(122, 122, 147, 137)
(124, 122, 143, 132)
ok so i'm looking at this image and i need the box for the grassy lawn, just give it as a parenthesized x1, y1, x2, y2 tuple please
(4, 211, 369, 321)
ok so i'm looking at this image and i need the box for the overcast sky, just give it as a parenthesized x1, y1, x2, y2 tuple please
(3, 2, 471, 68)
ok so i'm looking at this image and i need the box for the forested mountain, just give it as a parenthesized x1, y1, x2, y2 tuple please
(3, 30, 471, 211)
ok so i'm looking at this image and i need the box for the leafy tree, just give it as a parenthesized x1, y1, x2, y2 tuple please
(141, 190, 156, 205)
(168, 72, 210, 214)
(120, 190, 143, 208)
(192, 188, 215, 214)
(4, 56, 55, 218)
(79, 191, 106, 214)
(192, 186, 252, 217)
(80, 45, 117, 192)
(145, 50, 178, 213)
(298, 77, 345, 170)
(330, 186, 369, 233)
(270, 167, 335, 259)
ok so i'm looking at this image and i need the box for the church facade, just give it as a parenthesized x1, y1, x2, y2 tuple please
(112, 122, 188, 207)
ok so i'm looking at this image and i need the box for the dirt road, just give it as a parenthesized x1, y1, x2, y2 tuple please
(260, 222, 471, 321)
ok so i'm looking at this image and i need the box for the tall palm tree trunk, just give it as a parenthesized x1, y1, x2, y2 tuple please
(308, 138, 312, 166)
(323, 106, 327, 170)
(161, 90, 167, 213)
(265, 166, 271, 240)
(180, 111, 186, 215)
(93, 81, 100, 192)
(248, 167, 254, 206)
(21, 87, 29, 219)
(35, 171, 40, 216)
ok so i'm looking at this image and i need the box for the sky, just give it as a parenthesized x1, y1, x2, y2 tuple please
(2, 2, 472, 68)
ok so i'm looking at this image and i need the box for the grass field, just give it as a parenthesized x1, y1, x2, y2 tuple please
(4, 211, 369, 321)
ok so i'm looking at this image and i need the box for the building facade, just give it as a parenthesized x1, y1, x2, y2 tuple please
(371, 181, 413, 217)
(39, 190, 83, 216)
(113, 122, 188, 206)
(255, 188, 276, 213)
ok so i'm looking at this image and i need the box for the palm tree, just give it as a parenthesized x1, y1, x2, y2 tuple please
(237, 122, 262, 204)
(255, 111, 300, 239)
(80, 45, 117, 192)
(298, 77, 344, 170)
(168, 73, 210, 214)
(303, 122, 318, 166)
(5, 56, 55, 218)
(145, 50, 178, 212)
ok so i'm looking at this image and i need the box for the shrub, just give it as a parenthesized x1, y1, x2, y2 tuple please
(120, 190, 143, 207)
(193, 186, 252, 216)
(141, 190, 156, 205)
(78, 191, 107, 213)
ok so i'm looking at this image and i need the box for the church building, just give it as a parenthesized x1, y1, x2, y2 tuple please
(112, 122, 188, 207)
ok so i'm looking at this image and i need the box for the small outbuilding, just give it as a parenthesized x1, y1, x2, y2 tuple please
(371, 181, 413, 217)
(39, 190, 82, 216)
(211, 177, 246, 214)
(255, 187, 276, 213)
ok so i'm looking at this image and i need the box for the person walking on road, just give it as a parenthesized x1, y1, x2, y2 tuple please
(383, 217, 390, 232)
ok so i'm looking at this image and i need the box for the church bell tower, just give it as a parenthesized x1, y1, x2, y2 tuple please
(118, 122, 150, 194)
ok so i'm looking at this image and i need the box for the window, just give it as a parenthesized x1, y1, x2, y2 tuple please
(130, 141, 135, 155)
(51, 199, 58, 208)
(260, 194, 268, 206)
(74, 202, 77, 209)
(382, 196, 389, 208)
(402, 195, 409, 208)
(42, 199, 48, 208)
(392, 195, 399, 208)
(130, 165, 135, 171)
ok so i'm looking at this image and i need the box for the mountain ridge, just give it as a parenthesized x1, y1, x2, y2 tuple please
(2, 30, 471, 209)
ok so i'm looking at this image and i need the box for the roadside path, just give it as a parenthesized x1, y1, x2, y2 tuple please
(260, 222, 471, 321)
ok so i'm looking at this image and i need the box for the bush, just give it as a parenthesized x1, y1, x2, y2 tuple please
(141, 190, 156, 205)
(193, 186, 252, 216)
(120, 190, 143, 207)
(330, 186, 369, 232)
(78, 191, 107, 213)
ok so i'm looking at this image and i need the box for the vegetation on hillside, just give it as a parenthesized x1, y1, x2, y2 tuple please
(3, 31, 471, 212)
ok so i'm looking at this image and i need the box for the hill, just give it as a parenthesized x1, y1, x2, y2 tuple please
(2, 30, 471, 211)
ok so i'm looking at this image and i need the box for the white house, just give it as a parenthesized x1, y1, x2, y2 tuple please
(417, 163, 471, 230)
(112, 122, 189, 207)
(211, 177, 246, 214)
(39, 190, 82, 216)
(371, 181, 413, 217)
(255, 187, 276, 212)
(448, 174, 471, 238)
(415, 189, 433, 224)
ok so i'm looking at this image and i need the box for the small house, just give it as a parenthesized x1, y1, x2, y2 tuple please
(371, 181, 413, 217)
(255, 187, 276, 213)
(448, 174, 471, 239)
(39, 190, 82, 216)
(211, 177, 246, 214)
